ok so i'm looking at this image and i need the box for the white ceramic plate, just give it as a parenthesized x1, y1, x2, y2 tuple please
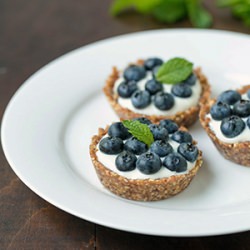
(2, 29, 250, 237)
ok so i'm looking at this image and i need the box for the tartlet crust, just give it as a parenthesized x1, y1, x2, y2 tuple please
(103, 60, 211, 127)
(199, 84, 250, 166)
(89, 126, 203, 201)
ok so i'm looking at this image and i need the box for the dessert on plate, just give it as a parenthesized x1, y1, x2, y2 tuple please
(89, 117, 203, 201)
(200, 85, 250, 166)
(103, 57, 210, 127)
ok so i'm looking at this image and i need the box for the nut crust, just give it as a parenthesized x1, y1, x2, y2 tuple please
(103, 60, 211, 127)
(199, 85, 250, 166)
(89, 126, 203, 201)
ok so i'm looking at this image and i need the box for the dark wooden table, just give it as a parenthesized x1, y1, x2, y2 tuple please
(1, 0, 250, 249)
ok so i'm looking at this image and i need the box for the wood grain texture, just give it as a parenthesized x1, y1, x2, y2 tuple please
(1, 0, 250, 249)
(96, 226, 250, 250)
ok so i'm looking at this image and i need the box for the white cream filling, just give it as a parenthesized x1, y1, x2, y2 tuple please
(96, 136, 196, 180)
(114, 72, 202, 116)
(207, 114, 250, 143)
(207, 93, 250, 143)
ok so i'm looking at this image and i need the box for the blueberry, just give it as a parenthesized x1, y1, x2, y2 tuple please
(163, 153, 187, 172)
(108, 122, 131, 140)
(210, 101, 232, 121)
(152, 65, 161, 78)
(99, 137, 124, 155)
(247, 117, 250, 129)
(233, 100, 250, 117)
(136, 152, 162, 175)
(220, 115, 245, 138)
(124, 137, 148, 155)
(154, 92, 174, 110)
(217, 90, 241, 105)
(149, 124, 169, 141)
(123, 65, 146, 81)
(145, 79, 163, 95)
(144, 58, 163, 71)
(182, 73, 197, 86)
(131, 90, 151, 109)
(171, 83, 192, 98)
(150, 140, 173, 157)
(171, 131, 192, 143)
(178, 143, 198, 162)
(159, 119, 179, 134)
(117, 80, 137, 98)
(247, 90, 250, 99)
(115, 151, 137, 172)
(133, 117, 152, 125)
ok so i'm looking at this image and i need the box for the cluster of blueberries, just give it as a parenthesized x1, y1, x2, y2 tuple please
(117, 58, 197, 111)
(99, 118, 199, 175)
(210, 90, 250, 138)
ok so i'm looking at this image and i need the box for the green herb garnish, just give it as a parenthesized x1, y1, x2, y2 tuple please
(110, 0, 161, 15)
(122, 120, 154, 147)
(152, 0, 186, 24)
(217, 0, 250, 26)
(187, 0, 213, 28)
(110, 0, 213, 28)
(156, 57, 193, 84)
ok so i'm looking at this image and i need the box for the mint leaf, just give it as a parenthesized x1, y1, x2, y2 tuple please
(244, 17, 250, 26)
(217, 0, 250, 27)
(110, 0, 213, 27)
(110, 0, 161, 15)
(189, 7, 212, 28)
(232, 3, 250, 18)
(217, 0, 242, 7)
(156, 57, 193, 84)
(122, 120, 154, 147)
(186, 0, 213, 28)
(110, 0, 133, 16)
(133, 0, 162, 13)
(152, 0, 186, 23)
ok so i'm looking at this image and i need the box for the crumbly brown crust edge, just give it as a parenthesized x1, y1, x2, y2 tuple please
(89, 126, 203, 201)
(103, 60, 211, 127)
(199, 84, 250, 167)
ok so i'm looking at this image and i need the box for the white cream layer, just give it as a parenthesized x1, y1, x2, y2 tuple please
(207, 93, 250, 143)
(114, 72, 202, 116)
(96, 136, 196, 180)
(207, 115, 250, 143)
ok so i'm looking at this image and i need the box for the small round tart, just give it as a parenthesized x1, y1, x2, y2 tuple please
(103, 58, 210, 127)
(200, 85, 250, 166)
(89, 118, 203, 201)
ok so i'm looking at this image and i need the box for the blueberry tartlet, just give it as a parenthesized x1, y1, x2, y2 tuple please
(89, 118, 203, 201)
(103, 57, 210, 127)
(200, 85, 250, 166)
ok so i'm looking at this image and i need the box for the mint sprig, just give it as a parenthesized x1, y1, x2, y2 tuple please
(217, 0, 250, 27)
(110, 0, 161, 15)
(110, 0, 213, 28)
(152, 0, 186, 24)
(122, 120, 154, 147)
(187, 0, 213, 28)
(156, 57, 193, 84)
